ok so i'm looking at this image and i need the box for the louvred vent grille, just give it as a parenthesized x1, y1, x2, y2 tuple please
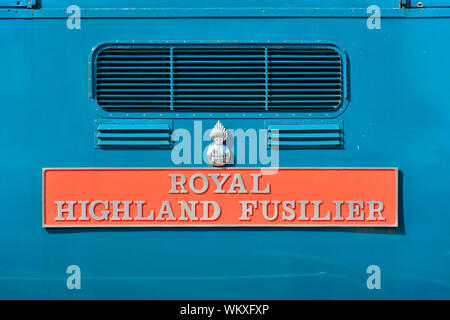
(268, 123, 343, 148)
(96, 122, 171, 147)
(95, 45, 343, 112)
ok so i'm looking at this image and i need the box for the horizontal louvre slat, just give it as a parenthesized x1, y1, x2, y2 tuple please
(175, 61, 264, 65)
(269, 66, 340, 69)
(99, 132, 170, 138)
(269, 94, 341, 98)
(269, 77, 341, 80)
(98, 89, 170, 93)
(175, 89, 265, 92)
(97, 72, 170, 76)
(98, 140, 170, 146)
(269, 60, 340, 63)
(270, 140, 341, 146)
(174, 105, 263, 109)
(174, 72, 265, 75)
(98, 123, 169, 131)
(269, 100, 340, 103)
(268, 54, 338, 58)
(269, 132, 340, 139)
(269, 124, 341, 131)
(174, 78, 266, 81)
(175, 95, 266, 98)
(175, 65, 265, 69)
(98, 79, 170, 83)
(102, 106, 170, 109)
(98, 95, 170, 98)
(95, 46, 344, 111)
(174, 55, 264, 58)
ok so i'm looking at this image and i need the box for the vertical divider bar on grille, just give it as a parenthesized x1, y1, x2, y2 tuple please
(95, 45, 343, 112)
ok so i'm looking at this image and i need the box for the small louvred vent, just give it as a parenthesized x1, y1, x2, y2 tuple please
(96, 122, 171, 147)
(94, 45, 344, 112)
(268, 124, 342, 148)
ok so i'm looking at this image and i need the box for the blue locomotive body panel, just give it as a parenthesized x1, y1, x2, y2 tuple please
(1, 0, 449, 299)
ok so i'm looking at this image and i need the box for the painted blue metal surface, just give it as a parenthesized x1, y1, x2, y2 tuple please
(1, 1, 450, 299)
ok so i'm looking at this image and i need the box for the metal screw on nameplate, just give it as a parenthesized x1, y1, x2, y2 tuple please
(66, 265, 81, 290)
(366, 5, 381, 30)
(66, 5, 81, 30)
(207, 121, 231, 167)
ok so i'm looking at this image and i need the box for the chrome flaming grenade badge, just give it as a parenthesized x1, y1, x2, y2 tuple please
(207, 121, 231, 167)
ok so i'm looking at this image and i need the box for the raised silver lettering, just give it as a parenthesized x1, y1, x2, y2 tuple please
(55, 201, 77, 221)
(178, 201, 199, 221)
(169, 174, 188, 194)
(239, 201, 257, 221)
